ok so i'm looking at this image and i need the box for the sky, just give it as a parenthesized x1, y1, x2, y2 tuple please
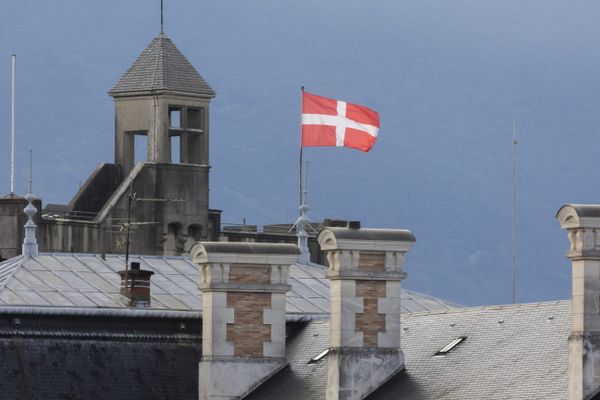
(1, 1, 600, 306)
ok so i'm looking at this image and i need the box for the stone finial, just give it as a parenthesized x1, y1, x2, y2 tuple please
(22, 148, 38, 257)
(317, 227, 415, 400)
(556, 204, 600, 400)
(294, 195, 311, 264)
(557, 204, 600, 259)
(191, 242, 299, 400)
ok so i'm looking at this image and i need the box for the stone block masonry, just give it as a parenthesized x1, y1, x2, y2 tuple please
(191, 242, 298, 400)
(318, 227, 415, 400)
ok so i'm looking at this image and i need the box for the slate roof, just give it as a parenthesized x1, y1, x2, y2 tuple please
(246, 300, 571, 400)
(109, 34, 215, 97)
(0, 338, 201, 400)
(0, 253, 459, 315)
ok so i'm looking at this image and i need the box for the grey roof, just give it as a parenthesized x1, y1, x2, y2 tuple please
(321, 227, 416, 242)
(0, 253, 459, 316)
(0, 337, 201, 400)
(557, 203, 600, 218)
(109, 34, 215, 97)
(247, 300, 571, 400)
(195, 242, 300, 255)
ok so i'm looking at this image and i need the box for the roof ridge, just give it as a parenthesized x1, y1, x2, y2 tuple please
(0, 254, 26, 291)
(402, 299, 571, 317)
(150, 35, 163, 91)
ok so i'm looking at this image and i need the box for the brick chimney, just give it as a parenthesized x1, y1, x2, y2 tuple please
(191, 242, 299, 400)
(318, 226, 415, 400)
(118, 261, 154, 307)
(557, 204, 600, 400)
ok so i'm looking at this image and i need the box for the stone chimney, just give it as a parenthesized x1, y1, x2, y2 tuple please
(118, 261, 154, 307)
(557, 204, 600, 400)
(191, 242, 299, 400)
(318, 226, 415, 400)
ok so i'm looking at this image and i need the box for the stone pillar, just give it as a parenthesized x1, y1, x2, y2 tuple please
(318, 226, 415, 400)
(557, 204, 600, 400)
(149, 97, 170, 163)
(191, 242, 299, 400)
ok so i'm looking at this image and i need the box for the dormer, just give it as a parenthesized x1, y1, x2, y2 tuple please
(108, 33, 215, 175)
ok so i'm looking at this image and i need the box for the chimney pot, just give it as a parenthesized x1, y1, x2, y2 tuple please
(118, 266, 154, 307)
(323, 218, 352, 228)
(347, 220, 361, 229)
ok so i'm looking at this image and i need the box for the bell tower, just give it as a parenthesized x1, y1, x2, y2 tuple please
(108, 33, 215, 175)
(104, 33, 217, 255)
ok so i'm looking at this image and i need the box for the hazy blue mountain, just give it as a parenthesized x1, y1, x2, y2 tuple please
(1, 1, 599, 306)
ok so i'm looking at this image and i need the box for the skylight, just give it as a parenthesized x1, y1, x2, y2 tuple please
(308, 349, 329, 363)
(434, 336, 467, 356)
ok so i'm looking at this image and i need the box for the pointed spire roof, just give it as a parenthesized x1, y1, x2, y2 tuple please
(109, 34, 215, 97)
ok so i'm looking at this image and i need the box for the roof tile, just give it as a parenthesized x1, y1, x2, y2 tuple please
(109, 34, 215, 97)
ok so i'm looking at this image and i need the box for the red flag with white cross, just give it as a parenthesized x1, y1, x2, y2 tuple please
(301, 91, 379, 152)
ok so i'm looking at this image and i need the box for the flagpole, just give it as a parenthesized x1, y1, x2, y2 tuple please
(10, 55, 16, 194)
(512, 120, 517, 304)
(299, 85, 305, 207)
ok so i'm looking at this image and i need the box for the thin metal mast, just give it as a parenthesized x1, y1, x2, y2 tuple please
(299, 86, 305, 207)
(160, 0, 164, 34)
(10, 55, 16, 194)
(304, 160, 308, 204)
(512, 120, 517, 304)
(123, 185, 135, 295)
(28, 148, 32, 193)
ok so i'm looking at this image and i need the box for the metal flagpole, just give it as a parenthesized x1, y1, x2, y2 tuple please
(304, 160, 308, 204)
(299, 86, 305, 207)
(512, 120, 517, 304)
(10, 55, 16, 194)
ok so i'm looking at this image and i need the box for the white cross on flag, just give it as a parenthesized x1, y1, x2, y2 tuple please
(301, 91, 379, 152)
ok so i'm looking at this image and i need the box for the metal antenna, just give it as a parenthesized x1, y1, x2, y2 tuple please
(160, 0, 164, 34)
(118, 191, 185, 292)
(123, 185, 133, 295)
(512, 120, 517, 304)
(10, 55, 16, 194)
(28, 147, 32, 193)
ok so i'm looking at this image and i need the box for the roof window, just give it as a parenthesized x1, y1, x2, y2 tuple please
(434, 336, 466, 356)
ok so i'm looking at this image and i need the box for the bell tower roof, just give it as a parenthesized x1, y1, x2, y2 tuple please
(109, 34, 215, 98)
